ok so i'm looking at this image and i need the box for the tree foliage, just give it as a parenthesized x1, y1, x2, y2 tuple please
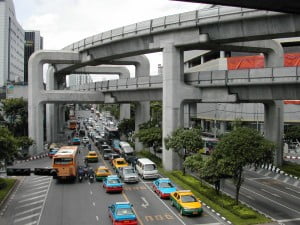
(285, 125, 300, 143)
(135, 126, 162, 147)
(118, 118, 135, 136)
(150, 101, 162, 124)
(0, 127, 19, 164)
(211, 127, 274, 204)
(165, 128, 203, 173)
(0, 98, 28, 136)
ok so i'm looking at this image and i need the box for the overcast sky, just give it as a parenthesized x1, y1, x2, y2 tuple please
(13, 0, 206, 77)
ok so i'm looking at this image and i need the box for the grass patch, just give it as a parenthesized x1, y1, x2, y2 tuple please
(0, 178, 16, 203)
(137, 150, 272, 225)
(280, 162, 300, 177)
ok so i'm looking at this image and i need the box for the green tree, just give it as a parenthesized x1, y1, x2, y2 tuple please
(211, 127, 274, 204)
(0, 127, 19, 166)
(0, 98, 28, 136)
(135, 126, 162, 148)
(118, 118, 135, 137)
(165, 128, 203, 174)
(285, 125, 300, 143)
(150, 101, 162, 124)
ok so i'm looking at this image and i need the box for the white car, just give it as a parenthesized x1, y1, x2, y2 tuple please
(82, 137, 89, 144)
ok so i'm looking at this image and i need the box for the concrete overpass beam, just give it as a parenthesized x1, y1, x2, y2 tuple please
(28, 50, 80, 155)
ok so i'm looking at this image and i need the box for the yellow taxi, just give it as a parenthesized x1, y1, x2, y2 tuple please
(85, 151, 99, 162)
(170, 190, 203, 216)
(95, 166, 111, 181)
(112, 158, 128, 172)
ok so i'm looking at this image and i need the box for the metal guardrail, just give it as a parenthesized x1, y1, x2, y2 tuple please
(70, 67, 300, 91)
(63, 6, 274, 52)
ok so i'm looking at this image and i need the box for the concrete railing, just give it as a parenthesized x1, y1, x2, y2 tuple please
(70, 66, 300, 91)
(63, 6, 274, 52)
(185, 67, 300, 87)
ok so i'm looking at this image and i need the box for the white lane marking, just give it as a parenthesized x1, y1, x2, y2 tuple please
(31, 181, 50, 187)
(29, 185, 49, 191)
(244, 195, 255, 200)
(16, 200, 44, 209)
(140, 179, 187, 225)
(13, 213, 40, 223)
(246, 175, 300, 200)
(194, 223, 222, 225)
(90, 191, 93, 195)
(24, 221, 37, 225)
(294, 180, 299, 187)
(141, 197, 149, 208)
(14, 206, 43, 217)
(283, 177, 290, 183)
(242, 186, 300, 214)
(274, 174, 280, 180)
(31, 176, 51, 181)
(285, 187, 300, 194)
(92, 202, 95, 206)
(96, 216, 99, 221)
(277, 218, 300, 222)
(18, 195, 45, 203)
(30, 178, 51, 183)
(21, 190, 47, 198)
(36, 174, 53, 225)
(261, 189, 281, 198)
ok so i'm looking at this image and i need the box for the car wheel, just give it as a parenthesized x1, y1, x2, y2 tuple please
(180, 208, 184, 216)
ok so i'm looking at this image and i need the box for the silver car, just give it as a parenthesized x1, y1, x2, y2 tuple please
(119, 166, 139, 183)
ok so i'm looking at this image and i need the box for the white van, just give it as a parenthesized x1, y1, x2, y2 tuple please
(119, 141, 134, 155)
(135, 158, 159, 179)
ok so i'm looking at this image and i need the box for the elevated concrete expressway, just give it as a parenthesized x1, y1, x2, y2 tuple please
(29, 6, 300, 170)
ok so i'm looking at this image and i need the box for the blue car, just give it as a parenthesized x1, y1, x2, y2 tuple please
(103, 175, 123, 193)
(152, 178, 177, 198)
(108, 202, 138, 225)
(72, 137, 80, 145)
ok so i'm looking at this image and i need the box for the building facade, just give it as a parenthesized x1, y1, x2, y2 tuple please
(68, 74, 93, 87)
(24, 31, 43, 83)
(0, 0, 24, 88)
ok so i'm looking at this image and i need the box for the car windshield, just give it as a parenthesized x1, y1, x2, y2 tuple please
(117, 160, 126, 165)
(54, 158, 73, 165)
(181, 195, 197, 203)
(159, 182, 174, 188)
(98, 169, 108, 173)
(124, 168, 135, 174)
(89, 153, 96, 156)
(144, 164, 156, 171)
(104, 149, 112, 154)
(108, 179, 120, 184)
(116, 208, 134, 216)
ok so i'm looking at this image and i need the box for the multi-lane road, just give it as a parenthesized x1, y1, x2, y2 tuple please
(1, 136, 225, 225)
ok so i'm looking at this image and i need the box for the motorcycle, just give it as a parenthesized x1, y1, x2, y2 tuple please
(89, 174, 95, 183)
(78, 174, 83, 182)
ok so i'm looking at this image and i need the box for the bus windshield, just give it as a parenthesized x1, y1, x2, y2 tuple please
(54, 158, 73, 165)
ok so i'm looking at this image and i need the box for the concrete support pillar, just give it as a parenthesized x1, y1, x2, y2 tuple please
(263, 40, 284, 166)
(135, 101, 150, 151)
(58, 104, 65, 132)
(120, 104, 131, 120)
(189, 103, 197, 128)
(264, 101, 284, 166)
(220, 121, 226, 134)
(162, 43, 184, 171)
(46, 66, 56, 144)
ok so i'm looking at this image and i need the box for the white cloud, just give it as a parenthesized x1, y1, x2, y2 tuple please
(14, 0, 205, 76)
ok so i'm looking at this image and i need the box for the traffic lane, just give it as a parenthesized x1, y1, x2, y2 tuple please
(223, 179, 300, 221)
(40, 176, 104, 225)
(245, 169, 300, 197)
(123, 179, 223, 225)
(244, 177, 300, 219)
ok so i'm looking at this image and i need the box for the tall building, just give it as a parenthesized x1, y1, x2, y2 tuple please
(24, 31, 43, 83)
(68, 74, 93, 87)
(0, 0, 24, 88)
